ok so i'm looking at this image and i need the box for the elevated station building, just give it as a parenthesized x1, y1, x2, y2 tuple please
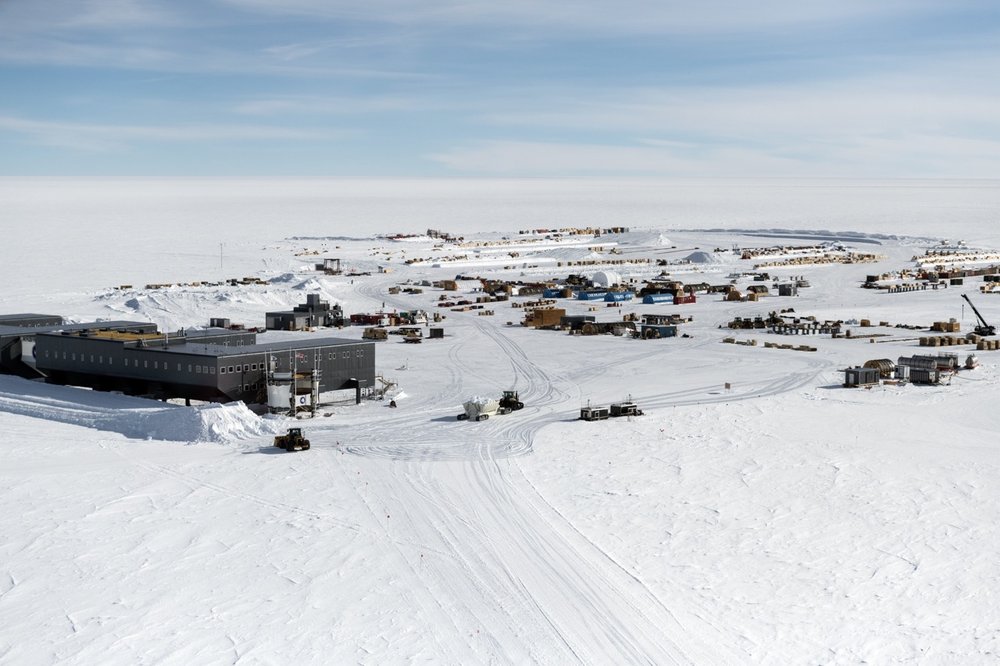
(1, 315, 374, 405)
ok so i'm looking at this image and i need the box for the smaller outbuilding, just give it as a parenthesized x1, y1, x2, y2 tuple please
(862, 358, 896, 378)
(909, 367, 943, 385)
(266, 294, 344, 331)
(844, 366, 880, 388)
(591, 270, 621, 288)
(639, 324, 677, 339)
(580, 405, 610, 421)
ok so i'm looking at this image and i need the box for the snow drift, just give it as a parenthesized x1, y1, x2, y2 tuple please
(0, 377, 277, 443)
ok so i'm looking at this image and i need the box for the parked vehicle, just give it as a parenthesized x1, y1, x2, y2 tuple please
(580, 405, 610, 421)
(580, 400, 644, 421)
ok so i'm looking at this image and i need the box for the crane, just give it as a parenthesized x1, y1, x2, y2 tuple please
(961, 293, 996, 336)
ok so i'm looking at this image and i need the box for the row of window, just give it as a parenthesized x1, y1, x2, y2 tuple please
(43, 350, 115, 364)
(327, 350, 365, 360)
(41, 346, 366, 373)
(221, 363, 258, 374)
(43, 349, 217, 375)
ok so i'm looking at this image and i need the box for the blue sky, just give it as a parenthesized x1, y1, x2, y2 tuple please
(1, 0, 999, 177)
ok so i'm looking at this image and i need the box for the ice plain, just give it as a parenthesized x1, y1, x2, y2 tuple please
(1, 178, 999, 664)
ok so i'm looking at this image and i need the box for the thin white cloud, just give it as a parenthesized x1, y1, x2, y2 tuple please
(468, 52, 1000, 164)
(0, 0, 181, 32)
(233, 95, 436, 116)
(261, 35, 403, 62)
(0, 115, 341, 152)
(0, 35, 430, 79)
(218, 0, 944, 35)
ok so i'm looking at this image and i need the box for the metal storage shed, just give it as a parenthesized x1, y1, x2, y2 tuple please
(844, 366, 880, 387)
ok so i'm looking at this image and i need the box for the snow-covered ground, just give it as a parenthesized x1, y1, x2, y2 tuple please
(1, 178, 999, 664)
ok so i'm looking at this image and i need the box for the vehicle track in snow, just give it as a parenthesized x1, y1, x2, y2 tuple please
(336, 273, 828, 660)
(367, 319, 738, 661)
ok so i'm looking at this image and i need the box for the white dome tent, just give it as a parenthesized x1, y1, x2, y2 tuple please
(591, 270, 621, 288)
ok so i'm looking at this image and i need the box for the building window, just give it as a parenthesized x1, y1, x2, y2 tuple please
(196, 365, 202, 374)
(177, 363, 181, 371)
(71, 353, 76, 361)
(188, 364, 193, 373)
(251, 363, 257, 371)
(243, 364, 249, 372)
(144, 360, 148, 368)
(342, 351, 349, 359)
(220, 367, 226, 374)
(90, 354, 94, 363)
(356, 350, 363, 357)
(154, 361, 158, 369)
(99, 355, 103, 363)
(210, 367, 215, 375)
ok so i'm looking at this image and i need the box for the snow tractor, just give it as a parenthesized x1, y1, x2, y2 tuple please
(274, 427, 311, 452)
(498, 390, 524, 412)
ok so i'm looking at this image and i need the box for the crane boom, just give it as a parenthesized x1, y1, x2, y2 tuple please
(961, 294, 996, 336)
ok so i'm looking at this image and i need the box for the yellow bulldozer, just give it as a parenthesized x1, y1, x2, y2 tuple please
(274, 427, 311, 452)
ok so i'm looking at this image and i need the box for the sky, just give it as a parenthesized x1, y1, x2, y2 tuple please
(1, 0, 999, 177)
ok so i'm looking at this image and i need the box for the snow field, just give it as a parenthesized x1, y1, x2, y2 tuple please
(2, 178, 1000, 663)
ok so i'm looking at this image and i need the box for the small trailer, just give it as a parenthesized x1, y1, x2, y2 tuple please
(580, 405, 610, 421)
(609, 402, 644, 417)
(458, 397, 502, 421)
(580, 401, 644, 421)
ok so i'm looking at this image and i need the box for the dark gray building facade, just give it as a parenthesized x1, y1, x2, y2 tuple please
(1, 319, 156, 379)
(31, 327, 375, 404)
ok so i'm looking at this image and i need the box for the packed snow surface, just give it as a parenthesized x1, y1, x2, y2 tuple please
(1, 178, 999, 664)
(0, 378, 279, 443)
